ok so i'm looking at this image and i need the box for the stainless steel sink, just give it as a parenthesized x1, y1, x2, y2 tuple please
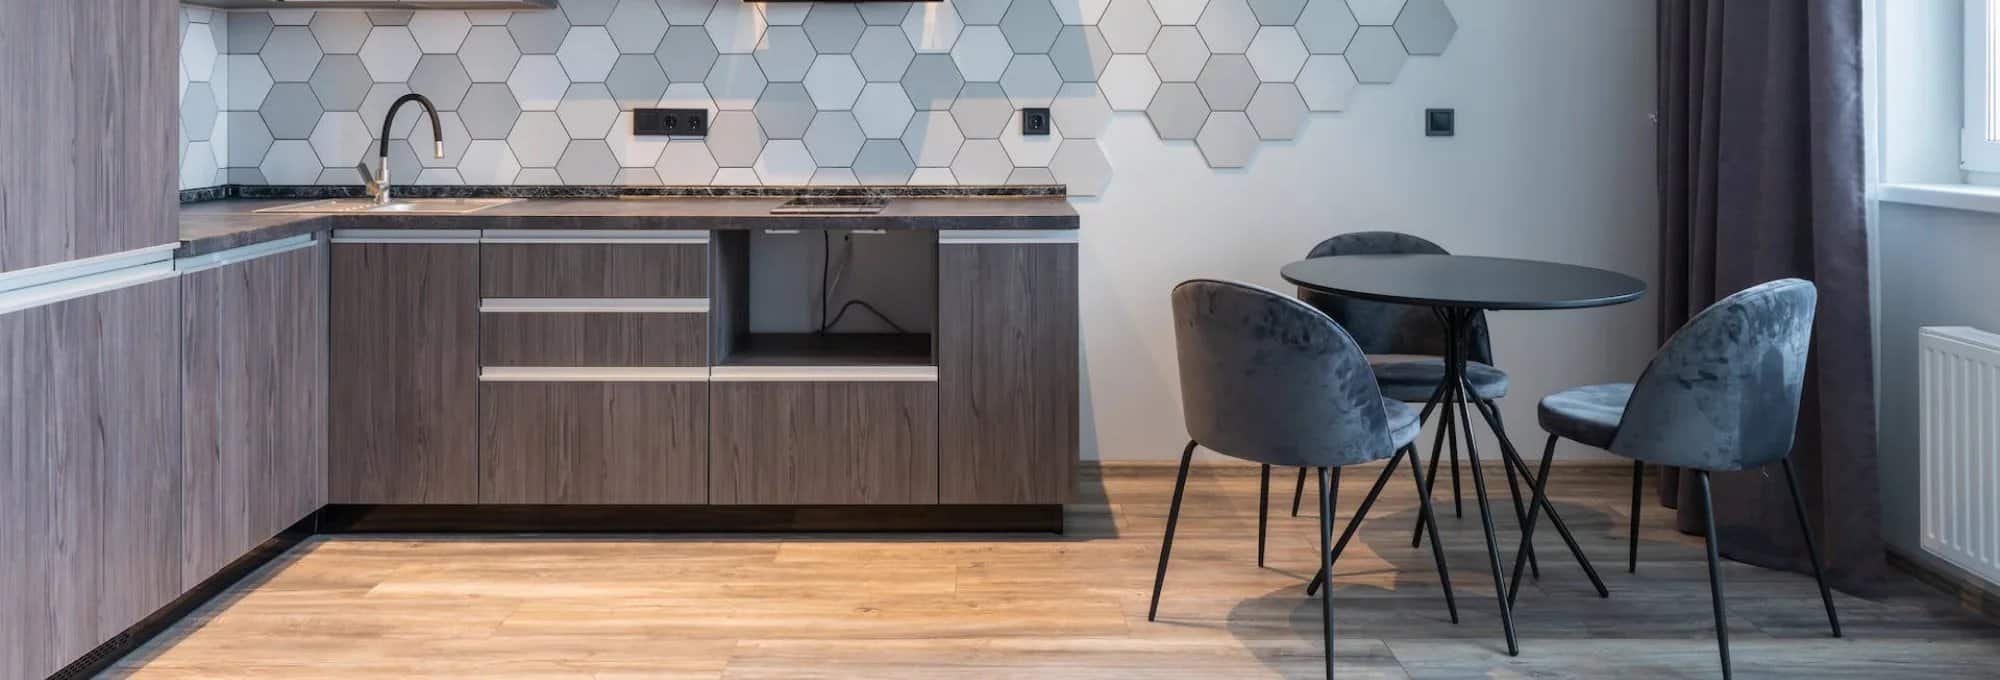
(254, 198, 521, 215)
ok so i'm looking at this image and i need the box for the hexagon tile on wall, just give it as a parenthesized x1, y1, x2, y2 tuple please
(181, 0, 1455, 196)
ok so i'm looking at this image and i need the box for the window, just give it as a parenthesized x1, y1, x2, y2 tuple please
(1964, 0, 2000, 176)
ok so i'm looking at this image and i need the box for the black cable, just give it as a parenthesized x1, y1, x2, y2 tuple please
(816, 231, 910, 334)
(824, 299, 910, 334)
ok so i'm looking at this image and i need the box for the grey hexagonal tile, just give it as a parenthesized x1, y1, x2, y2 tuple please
(658, 82, 718, 111)
(308, 111, 372, 167)
(1000, 0, 1062, 53)
(1247, 27, 1308, 81)
(808, 167, 859, 185)
(1098, 0, 1161, 54)
(410, 111, 472, 168)
(1196, 0, 1260, 53)
(182, 82, 219, 142)
(1246, 83, 1306, 139)
(705, 110, 767, 165)
(660, 0, 719, 26)
(852, 140, 915, 183)
(803, 111, 865, 166)
(606, 54, 670, 108)
(1196, 53, 1258, 110)
(805, 55, 865, 109)
(459, 139, 522, 184)
(1347, 0, 1405, 25)
(410, 11, 473, 53)
(360, 27, 422, 81)
(307, 55, 372, 111)
(563, 0, 621, 25)
(753, 139, 815, 183)
(459, 83, 524, 138)
(1394, 0, 1455, 55)
(1049, 26, 1113, 82)
(260, 82, 323, 139)
(557, 140, 620, 184)
(368, 10, 413, 26)
(185, 21, 219, 82)
(1001, 55, 1062, 108)
(408, 55, 473, 110)
(557, 83, 620, 137)
(715, 167, 761, 184)
(508, 111, 570, 166)
(704, 54, 767, 110)
(268, 9, 312, 26)
(315, 167, 366, 186)
(228, 168, 269, 185)
(226, 112, 274, 167)
(1250, 0, 1309, 24)
(753, 82, 817, 138)
(1099, 54, 1161, 111)
(655, 140, 720, 183)
(901, 2, 963, 53)
(859, 3, 913, 27)
(1295, 54, 1357, 111)
(759, 3, 811, 26)
(950, 139, 1011, 184)
(381, 141, 426, 189)
(851, 82, 915, 138)
(607, 111, 669, 166)
(1050, 83, 1112, 138)
(558, 26, 621, 81)
(657, 25, 721, 81)
(1153, 0, 1210, 25)
(416, 168, 466, 185)
(509, 55, 573, 110)
(950, 83, 1013, 139)
(260, 140, 321, 185)
(764, 32, 830, 86)
(460, 26, 523, 82)
(1297, 0, 1360, 53)
(516, 168, 565, 183)
(359, 83, 418, 139)
(950, 26, 1011, 82)
(1195, 111, 1258, 167)
(902, 110, 965, 166)
(227, 12, 274, 54)
(260, 27, 323, 82)
(1344, 26, 1406, 83)
(309, 11, 373, 54)
(1000, 110, 1063, 165)
(509, 8, 572, 54)
(705, 0, 764, 54)
(226, 55, 274, 110)
(469, 11, 511, 26)
(607, 0, 670, 52)
(901, 53, 965, 110)
(1147, 26, 1210, 82)
(1145, 83, 1209, 139)
(804, 4, 866, 54)
(952, 0, 1009, 26)
(853, 26, 916, 81)
(614, 168, 659, 185)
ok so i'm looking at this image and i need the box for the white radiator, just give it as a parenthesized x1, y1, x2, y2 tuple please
(1920, 326, 2000, 587)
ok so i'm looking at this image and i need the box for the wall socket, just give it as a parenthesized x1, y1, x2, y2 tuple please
(1022, 108, 1051, 136)
(634, 108, 708, 137)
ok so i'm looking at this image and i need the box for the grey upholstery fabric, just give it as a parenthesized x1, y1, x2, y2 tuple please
(1372, 357, 1509, 402)
(1570, 279, 1819, 471)
(1299, 232, 1495, 366)
(1385, 399, 1421, 450)
(1172, 279, 1406, 468)
(1537, 383, 1634, 448)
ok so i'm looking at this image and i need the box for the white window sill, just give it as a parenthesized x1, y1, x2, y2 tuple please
(1878, 183, 2000, 215)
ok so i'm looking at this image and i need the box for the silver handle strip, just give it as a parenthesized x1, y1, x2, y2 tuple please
(481, 229, 709, 244)
(331, 229, 480, 244)
(0, 243, 178, 295)
(480, 367, 711, 382)
(175, 235, 315, 274)
(480, 298, 710, 313)
(708, 365, 938, 382)
(0, 261, 176, 316)
(938, 230, 1079, 245)
(763, 229, 801, 235)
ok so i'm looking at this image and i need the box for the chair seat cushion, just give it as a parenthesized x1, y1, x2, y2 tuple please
(1537, 383, 1633, 449)
(1385, 398, 1421, 450)
(1368, 355, 1510, 403)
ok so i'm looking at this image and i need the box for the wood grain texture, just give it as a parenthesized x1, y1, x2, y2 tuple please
(0, 0, 178, 273)
(710, 381, 938, 505)
(479, 382, 709, 504)
(480, 312, 707, 367)
(329, 243, 481, 504)
(708, 232, 751, 363)
(181, 244, 328, 589)
(481, 243, 706, 298)
(938, 244, 1079, 504)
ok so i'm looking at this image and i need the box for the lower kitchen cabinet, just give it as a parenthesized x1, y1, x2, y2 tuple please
(479, 381, 708, 503)
(710, 381, 939, 505)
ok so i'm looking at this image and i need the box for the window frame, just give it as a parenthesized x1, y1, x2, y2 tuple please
(1963, 0, 2000, 175)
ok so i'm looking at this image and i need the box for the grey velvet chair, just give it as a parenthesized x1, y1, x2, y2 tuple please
(1514, 279, 1841, 679)
(1154, 279, 1456, 679)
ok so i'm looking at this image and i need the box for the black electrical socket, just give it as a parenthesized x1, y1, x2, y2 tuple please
(1022, 108, 1051, 136)
(1425, 108, 1454, 137)
(635, 108, 709, 137)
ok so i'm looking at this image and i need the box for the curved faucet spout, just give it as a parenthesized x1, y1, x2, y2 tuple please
(377, 93, 443, 204)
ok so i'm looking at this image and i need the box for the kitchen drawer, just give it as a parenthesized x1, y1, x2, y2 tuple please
(481, 242, 706, 298)
(479, 381, 708, 504)
(709, 377, 938, 505)
(481, 300, 708, 367)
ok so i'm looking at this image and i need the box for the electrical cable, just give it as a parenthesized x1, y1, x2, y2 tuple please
(817, 230, 909, 334)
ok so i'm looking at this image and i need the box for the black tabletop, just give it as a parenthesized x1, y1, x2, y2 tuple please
(1280, 254, 1646, 310)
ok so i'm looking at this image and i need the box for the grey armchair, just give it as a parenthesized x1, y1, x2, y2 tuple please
(1514, 278, 1841, 679)
(1154, 279, 1456, 679)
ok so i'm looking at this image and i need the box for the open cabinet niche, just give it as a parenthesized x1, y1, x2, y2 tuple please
(710, 229, 938, 366)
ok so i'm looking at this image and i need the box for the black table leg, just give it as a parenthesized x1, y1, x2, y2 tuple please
(1441, 309, 1518, 655)
(1478, 404, 1609, 600)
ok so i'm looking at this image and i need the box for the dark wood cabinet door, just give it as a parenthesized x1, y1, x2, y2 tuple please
(710, 381, 938, 505)
(480, 381, 708, 503)
(937, 243, 1079, 504)
(329, 243, 480, 504)
(181, 242, 327, 587)
(481, 243, 706, 298)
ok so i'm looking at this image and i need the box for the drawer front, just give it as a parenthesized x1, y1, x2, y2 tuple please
(479, 381, 708, 504)
(481, 310, 707, 367)
(482, 243, 706, 298)
(709, 380, 938, 505)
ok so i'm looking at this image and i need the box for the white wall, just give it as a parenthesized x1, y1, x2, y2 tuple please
(1076, 0, 1660, 460)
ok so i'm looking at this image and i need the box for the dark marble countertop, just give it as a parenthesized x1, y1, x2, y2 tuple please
(178, 195, 1080, 257)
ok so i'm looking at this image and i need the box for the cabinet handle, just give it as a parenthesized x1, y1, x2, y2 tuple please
(763, 229, 801, 235)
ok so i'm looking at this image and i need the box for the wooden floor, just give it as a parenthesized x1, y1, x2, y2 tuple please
(107, 462, 2000, 679)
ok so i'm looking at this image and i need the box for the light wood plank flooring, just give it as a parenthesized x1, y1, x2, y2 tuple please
(107, 462, 2000, 678)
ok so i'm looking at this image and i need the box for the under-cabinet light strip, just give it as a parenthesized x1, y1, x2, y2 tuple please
(480, 367, 712, 382)
(938, 230, 1078, 245)
(174, 235, 315, 274)
(480, 229, 709, 244)
(330, 229, 480, 244)
(480, 298, 710, 313)
(708, 365, 939, 382)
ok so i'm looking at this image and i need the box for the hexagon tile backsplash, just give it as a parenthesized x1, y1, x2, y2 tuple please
(176, 0, 1454, 196)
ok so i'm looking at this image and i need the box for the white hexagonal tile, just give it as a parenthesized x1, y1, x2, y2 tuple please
(705, 110, 768, 166)
(1347, 0, 1405, 25)
(1000, 55, 1062, 108)
(411, 112, 472, 168)
(1297, 0, 1359, 53)
(1098, 54, 1161, 111)
(617, 167, 660, 185)
(1098, 0, 1161, 54)
(411, 11, 473, 53)
(359, 83, 418, 139)
(657, 25, 720, 81)
(226, 112, 274, 167)
(1006, 166, 1056, 184)
(1344, 26, 1407, 83)
(416, 169, 466, 185)
(1050, 83, 1112, 138)
(516, 168, 564, 183)
(852, 83, 915, 138)
(1247, 27, 1308, 81)
(1148, 27, 1210, 82)
(260, 27, 323, 82)
(468, 10, 512, 26)
(1049, 26, 1113, 82)
(557, 140, 620, 184)
(607, 111, 670, 167)
(950, 26, 1012, 82)
(557, 83, 621, 137)
(1000, 111, 1063, 166)
(1146, 83, 1210, 139)
(804, 111, 866, 166)
(460, 26, 524, 81)
(902, 2, 964, 53)
(753, 82, 817, 138)
(713, 167, 762, 184)
(950, 139, 1012, 184)
(310, 11, 373, 54)
(182, 83, 219, 141)
(902, 110, 966, 166)
(755, 26, 817, 81)
(1246, 83, 1307, 139)
(509, 55, 573, 110)
(1055, 0, 1115, 24)
(950, 82, 1013, 138)
(660, 0, 720, 26)
(954, 0, 1011, 25)
(226, 55, 273, 110)
(181, 141, 217, 190)
(753, 139, 816, 183)
(852, 140, 916, 183)
(607, 0, 670, 53)
(360, 26, 422, 81)
(655, 140, 720, 184)
(183, 20, 219, 81)
(508, 111, 571, 166)
(704, 0, 765, 54)
(558, 26, 620, 81)
(1196, 0, 1260, 53)
(807, 167, 857, 185)
(1153, 0, 1210, 26)
(260, 140, 322, 185)
(705, 54, 767, 110)
(902, 54, 965, 110)
(1394, 0, 1455, 55)
(1196, 53, 1258, 110)
(999, 0, 1062, 53)
(805, 55, 865, 109)
(1195, 111, 1258, 167)
(308, 112, 372, 168)
(758, 2, 811, 26)
(316, 166, 365, 186)
(1250, 0, 1310, 25)
(1295, 55, 1358, 111)
(658, 82, 718, 111)
(853, 26, 916, 82)
(804, 4, 867, 54)
(1049, 139, 1111, 195)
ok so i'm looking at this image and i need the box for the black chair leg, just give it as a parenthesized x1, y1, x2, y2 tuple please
(1148, 440, 1197, 622)
(1447, 400, 1463, 518)
(1628, 461, 1644, 573)
(1408, 445, 1459, 623)
(1478, 399, 1539, 579)
(1507, 435, 1559, 605)
(1696, 470, 1733, 679)
(1291, 466, 1307, 517)
(1306, 451, 1405, 596)
(1782, 458, 1843, 638)
(1257, 464, 1270, 568)
(1317, 466, 1338, 680)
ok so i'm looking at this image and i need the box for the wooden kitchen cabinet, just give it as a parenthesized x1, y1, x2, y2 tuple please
(329, 241, 481, 504)
(480, 381, 708, 503)
(710, 381, 939, 505)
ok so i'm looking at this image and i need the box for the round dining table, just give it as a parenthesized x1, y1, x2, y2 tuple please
(1280, 253, 1646, 656)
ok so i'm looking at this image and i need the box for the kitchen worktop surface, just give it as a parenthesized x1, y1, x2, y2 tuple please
(178, 192, 1080, 256)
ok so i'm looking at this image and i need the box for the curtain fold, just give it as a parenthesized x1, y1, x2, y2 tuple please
(1654, 0, 1882, 590)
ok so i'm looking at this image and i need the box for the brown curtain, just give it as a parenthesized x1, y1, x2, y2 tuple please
(1655, 0, 1883, 590)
